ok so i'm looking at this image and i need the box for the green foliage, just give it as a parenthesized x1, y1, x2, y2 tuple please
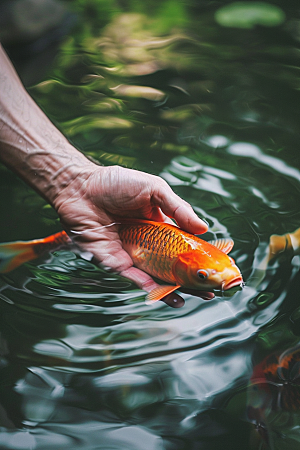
(154, 0, 189, 33)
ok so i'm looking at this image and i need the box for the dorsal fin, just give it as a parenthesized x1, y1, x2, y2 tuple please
(208, 238, 234, 254)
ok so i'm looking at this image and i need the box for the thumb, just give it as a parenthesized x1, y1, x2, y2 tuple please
(152, 184, 208, 234)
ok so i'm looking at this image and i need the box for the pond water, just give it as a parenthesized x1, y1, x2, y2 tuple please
(1, 1, 300, 449)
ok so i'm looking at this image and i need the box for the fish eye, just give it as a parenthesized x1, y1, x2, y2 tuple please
(197, 269, 209, 279)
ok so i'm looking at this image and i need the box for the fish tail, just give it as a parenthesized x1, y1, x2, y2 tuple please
(0, 231, 71, 273)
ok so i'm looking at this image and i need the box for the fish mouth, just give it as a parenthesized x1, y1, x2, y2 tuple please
(223, 277, 244, 291)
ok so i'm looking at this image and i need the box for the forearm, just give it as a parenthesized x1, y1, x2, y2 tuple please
(0, 45, 95, 206)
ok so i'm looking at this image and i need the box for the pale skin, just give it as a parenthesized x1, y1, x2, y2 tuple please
(0, 45, 213, 307)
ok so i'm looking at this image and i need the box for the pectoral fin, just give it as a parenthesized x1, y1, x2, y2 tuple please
(146, 285, 181, 304)
(209, 238, 234, 254)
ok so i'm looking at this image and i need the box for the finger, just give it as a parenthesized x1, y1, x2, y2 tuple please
(152, 185, 208, 234)
(145, 206, 168, 222)
(146, 207, 177, 226)
(76, 239, 134, 273)
(161, 293, 185, 308)
(173, 205, 208, 235)
(120, 266, 160, 292)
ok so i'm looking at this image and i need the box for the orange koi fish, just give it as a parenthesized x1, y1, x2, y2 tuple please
(250, 345, 300, 412)
(118, 220, 243, 301)
(247, 345, 300, 447)
(0, 231, 71, 273)
(0, 220, 243, 302)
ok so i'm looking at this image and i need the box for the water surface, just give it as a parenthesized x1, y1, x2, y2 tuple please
(0, 2, 300, 449)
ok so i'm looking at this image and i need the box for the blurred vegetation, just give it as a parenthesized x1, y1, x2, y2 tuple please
(215, 2, 285, 29)
(27, 0, 300, 171)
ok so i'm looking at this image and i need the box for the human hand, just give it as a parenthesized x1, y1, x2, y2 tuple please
(0, 45, 212, 306)
(53, 164, 214, 307)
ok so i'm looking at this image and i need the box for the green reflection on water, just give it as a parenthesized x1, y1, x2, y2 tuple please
(215, 2, 285, 29)
(0, 1, 300, 449)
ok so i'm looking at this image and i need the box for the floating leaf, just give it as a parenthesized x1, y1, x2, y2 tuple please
(215, 2, 285, 29)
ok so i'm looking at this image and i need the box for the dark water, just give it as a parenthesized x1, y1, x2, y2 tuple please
(1, 2, 300, 449)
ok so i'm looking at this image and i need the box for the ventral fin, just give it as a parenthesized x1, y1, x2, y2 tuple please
(209, 238, 234, 254)
(146, 285, 181, 304)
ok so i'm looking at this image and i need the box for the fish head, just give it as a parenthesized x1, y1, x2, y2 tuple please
(173, 249, 243, 291)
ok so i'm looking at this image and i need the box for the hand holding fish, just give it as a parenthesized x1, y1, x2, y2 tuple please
(0, 44, 212, 307)
(52, 164, 212, 307)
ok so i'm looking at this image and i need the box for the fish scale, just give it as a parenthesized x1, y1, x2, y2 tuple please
(119, 222, 192, 257)
(0, 219, 243, 302)
(119, 222, 195, 283)
(118, 219, 243, 301)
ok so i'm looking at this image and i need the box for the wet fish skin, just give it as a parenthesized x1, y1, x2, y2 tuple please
(0, 220, 243, 303)
(118, 219, 243, 301)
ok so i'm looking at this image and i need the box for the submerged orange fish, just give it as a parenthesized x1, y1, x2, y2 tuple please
(0, 220, 243, 302)
(247, 345, 300, 447)
(0, 231, 71, 274)
(250, 346, 300, 412)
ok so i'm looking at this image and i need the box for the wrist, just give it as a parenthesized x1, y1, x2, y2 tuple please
(46, 149, 101, 208)
(51, 157, 104, 211)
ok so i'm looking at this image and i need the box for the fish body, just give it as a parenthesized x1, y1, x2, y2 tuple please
(0, 220, 243, 302)
(119, 220, 243, 300)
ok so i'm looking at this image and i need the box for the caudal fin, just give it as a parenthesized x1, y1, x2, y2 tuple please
(0, 231, 70, 273)
(0, 241, 37, 273)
